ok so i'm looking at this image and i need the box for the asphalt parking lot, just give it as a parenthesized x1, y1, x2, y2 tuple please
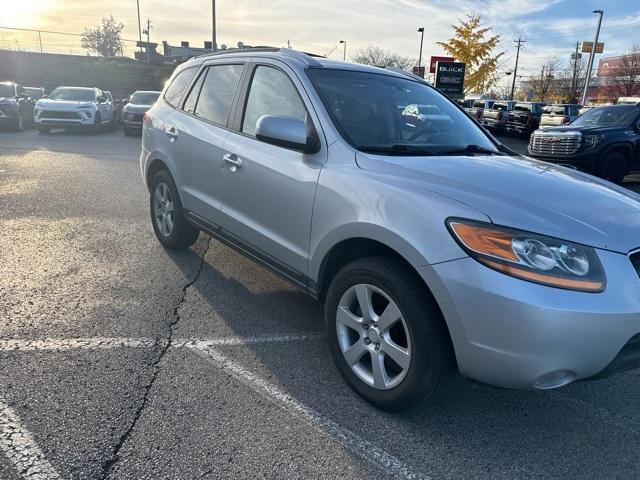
(2, 128, 640, 480)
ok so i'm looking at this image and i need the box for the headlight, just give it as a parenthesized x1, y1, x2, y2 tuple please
(583, 134, 604, 149)
(447, 219, 605, 292)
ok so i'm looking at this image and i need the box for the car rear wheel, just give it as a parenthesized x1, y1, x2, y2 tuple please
(600, 152, 628, 185)
(38, 126, 50, 134)
(324, 257, 452, 411)
(91, 112, 102, 134)
(12, 113, 24, 132)
(149, 170, 199, 250)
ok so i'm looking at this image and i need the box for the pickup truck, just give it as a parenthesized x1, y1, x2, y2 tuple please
(539, 104, 580, 127)
(465, 99, 494, 120)
(0, 81, 35, 131)
(528, 104, 640, 183)
(505, 102, 546, 138)
(480, 100, 516, 131)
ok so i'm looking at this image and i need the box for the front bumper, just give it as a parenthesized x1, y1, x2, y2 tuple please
(419, 248, 640, 390)
(35, 109, 95, 127)
(528, 148, 599, 171)
(481, 118, 506, 130)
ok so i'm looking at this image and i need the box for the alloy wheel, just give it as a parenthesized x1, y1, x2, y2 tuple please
(153, 182, 175, 237)
(336, 284, 411, 390)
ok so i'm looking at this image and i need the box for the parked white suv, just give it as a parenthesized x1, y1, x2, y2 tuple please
(141, 48, 640, 411)
(34, 86, 116, 133)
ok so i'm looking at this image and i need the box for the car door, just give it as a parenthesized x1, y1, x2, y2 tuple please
(218, 60, 326, 281)
(167, 61, 245, 227)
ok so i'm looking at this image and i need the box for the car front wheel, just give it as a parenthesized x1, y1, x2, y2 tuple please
(599, 152, 628, 185)
(149, 170, 199, 250)
(324, 257, 452, 411)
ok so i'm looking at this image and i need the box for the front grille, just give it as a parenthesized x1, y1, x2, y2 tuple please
(131, 113, 143, 122)
(40, 110, 82, 120)
(529, 132, 581, 156)
(630, 251, 640, 279)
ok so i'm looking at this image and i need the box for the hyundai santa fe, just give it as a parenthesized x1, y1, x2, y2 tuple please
(140, 48, 640, 411)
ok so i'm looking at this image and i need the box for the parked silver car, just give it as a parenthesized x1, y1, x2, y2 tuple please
(34, 86, 116, 133)
(141, 48, 640, 411)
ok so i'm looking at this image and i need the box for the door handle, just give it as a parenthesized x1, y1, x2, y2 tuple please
(165, 125, 179, 139)
(223, 153, 243, 170)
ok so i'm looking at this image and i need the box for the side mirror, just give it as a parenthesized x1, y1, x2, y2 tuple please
(255, 115, 319, 154)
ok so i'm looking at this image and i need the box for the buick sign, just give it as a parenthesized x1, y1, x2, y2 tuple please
(435, 61, 466, 95)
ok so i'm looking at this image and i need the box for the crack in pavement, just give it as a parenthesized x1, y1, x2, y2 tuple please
(98, 237, 211, 479)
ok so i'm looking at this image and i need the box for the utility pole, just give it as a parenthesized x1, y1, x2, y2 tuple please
(510, 37, 525, 100)
(211, 0, 217, 52)
(417, 27, 425, 77)
(143, 19, 152, 62)
(582, 9, 604, 106)
(339, 40, 347, 61)
(37, 30, 42, 53)
(287, 39, 291, 49)
(136, 0, 143, 53)
(570, 41, 580, 103)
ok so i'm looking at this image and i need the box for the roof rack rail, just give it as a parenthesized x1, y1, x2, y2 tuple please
(195, 47, 323, 67)
(384, 66, 426, 82)
(279, 48, 323, 67)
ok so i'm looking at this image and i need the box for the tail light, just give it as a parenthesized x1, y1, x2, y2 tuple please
(562, 115, 570, 124)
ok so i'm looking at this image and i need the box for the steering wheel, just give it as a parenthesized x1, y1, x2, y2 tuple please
(408, 126, 439, 142)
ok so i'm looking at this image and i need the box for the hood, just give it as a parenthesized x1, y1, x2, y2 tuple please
(538, 125, 628, 135)
(36, 99, 96, 110)
(356, 152, 640, 254)
(123, 104, 152, 114)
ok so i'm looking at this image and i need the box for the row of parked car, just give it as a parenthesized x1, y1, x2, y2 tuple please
(0, 81, 160, 136)
(462, 99, 584, 139)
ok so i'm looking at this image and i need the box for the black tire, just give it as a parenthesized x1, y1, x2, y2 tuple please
(123, 127, 132, 136)
(599, 152, 628, 185)
(12, 113, 25, 132)
(324, 256, 453, 411)
(149, 169, 199, 250)
(38, 126, 50, 134)
(91, 112, 102, 134)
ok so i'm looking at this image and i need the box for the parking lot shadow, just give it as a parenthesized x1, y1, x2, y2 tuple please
(163, 236, 640, 479)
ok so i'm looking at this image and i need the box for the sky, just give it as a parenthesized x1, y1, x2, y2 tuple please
(1, 0, 638, 88)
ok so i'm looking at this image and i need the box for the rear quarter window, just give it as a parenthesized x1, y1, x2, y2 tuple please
(164, 67, 197, 108)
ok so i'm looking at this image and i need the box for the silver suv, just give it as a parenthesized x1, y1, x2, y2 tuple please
(141, 48, 640, 411)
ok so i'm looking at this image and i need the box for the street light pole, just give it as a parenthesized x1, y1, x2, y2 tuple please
(211, 0, 217, 52)
(339, 40, 346, 61)
(581, 9, 603, 106)
(136, 0, 142, 53)
(417, 27, 424, 76)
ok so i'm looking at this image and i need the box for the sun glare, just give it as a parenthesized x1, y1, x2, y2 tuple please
(2, 0, 53, 29)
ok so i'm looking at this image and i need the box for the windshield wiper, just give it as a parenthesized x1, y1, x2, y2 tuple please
(434, 144, 504, 156)
(357, 144, 436, 156)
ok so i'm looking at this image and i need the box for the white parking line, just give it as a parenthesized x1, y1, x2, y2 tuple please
(0, 337, 158, 352)
(0, 398, 61, 479)
(172, 333, 323, 348)
(190, 344, 428, 480)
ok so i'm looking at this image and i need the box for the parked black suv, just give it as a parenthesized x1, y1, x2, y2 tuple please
(505, 102, 546, 138)
(0, 82, 35, 131)
(528, 105, 640, 183)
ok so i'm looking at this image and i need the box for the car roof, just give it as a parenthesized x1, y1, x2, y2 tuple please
(181, 47, 422, 82)
(132, 90, 161, 94)
(54, 86, 97, 91)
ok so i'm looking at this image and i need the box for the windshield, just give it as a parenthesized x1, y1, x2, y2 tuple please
(571, 106, 640, 127)
(130, 92, 160, 105)
(307, 69, 497, 155)
(25, 88, 43, 99)
(48, 88, 96, 102)
(0, 84, 16, 97)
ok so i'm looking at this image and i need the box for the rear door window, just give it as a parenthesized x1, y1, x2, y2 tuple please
(194, 64, 244, 125)
(514, 103, 532, 112)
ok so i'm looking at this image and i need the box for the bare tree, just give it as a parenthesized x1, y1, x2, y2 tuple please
(611, 44, 640, 98)
(531, 57, 561, 101)
(81, 16, 124, 57)
(554, 57, 587, 103)
(490, 84, 513, 99)
(352, 45, 415, 71)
